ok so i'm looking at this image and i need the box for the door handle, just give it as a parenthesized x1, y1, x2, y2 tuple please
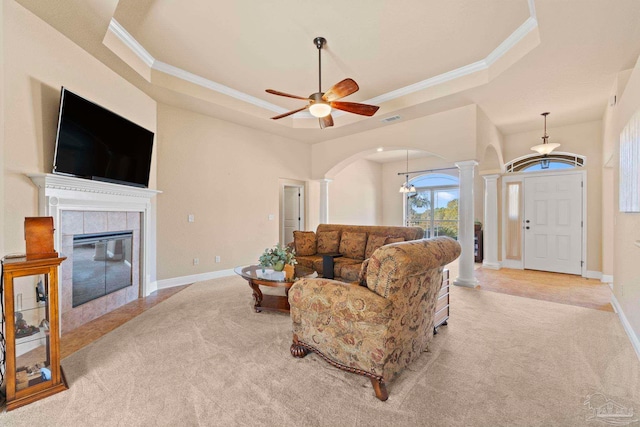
(525, 220, 530, 223)
(525, 226, 530, 230)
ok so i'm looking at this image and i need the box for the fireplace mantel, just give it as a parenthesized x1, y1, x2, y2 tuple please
(28, 173, 161, 296)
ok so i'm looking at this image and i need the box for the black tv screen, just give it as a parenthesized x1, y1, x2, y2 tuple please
(53, 88, 154, 188)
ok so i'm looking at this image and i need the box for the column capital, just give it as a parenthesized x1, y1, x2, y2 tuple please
(482, 174, 501, 181)
(316, 178, 333, 183)
(455, 160, 479, 169)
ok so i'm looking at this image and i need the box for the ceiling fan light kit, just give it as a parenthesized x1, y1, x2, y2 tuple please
(308, 93, 331, 118)
(265, 37, 379, 128)
(531, 112, 561, 155)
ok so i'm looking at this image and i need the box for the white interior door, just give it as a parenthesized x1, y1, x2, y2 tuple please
(283, 186, 302, 245)
(523, 173, 583, 275)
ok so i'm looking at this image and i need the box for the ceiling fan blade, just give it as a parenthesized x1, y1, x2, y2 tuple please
(322, 78, 359, 102)
(271, 105, 309, 120)
(319, 114, 334, 129)
(331, 101, 379, 117)
(265, 89, 309, 100)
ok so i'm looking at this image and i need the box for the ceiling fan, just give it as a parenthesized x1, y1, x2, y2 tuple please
(266, 37, 380, 129)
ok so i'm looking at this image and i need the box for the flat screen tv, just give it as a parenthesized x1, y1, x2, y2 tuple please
(53, 88, 154, 188)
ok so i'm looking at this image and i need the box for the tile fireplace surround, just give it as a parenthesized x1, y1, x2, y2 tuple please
(28, 173, 160, 332)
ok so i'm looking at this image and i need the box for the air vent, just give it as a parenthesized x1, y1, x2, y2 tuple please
(380, 115, 401, 123)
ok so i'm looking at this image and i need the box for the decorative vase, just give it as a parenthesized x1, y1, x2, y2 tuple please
(273, 260, 285, 271)
(283, 264, 295, 280)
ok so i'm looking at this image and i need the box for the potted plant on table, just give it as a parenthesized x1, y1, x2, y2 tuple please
(259, 243, 297, 279)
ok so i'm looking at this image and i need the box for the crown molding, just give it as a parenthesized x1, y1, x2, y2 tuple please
(152, 61, 286, 114)
(109, 19, 155, 68)
(108, 2, 538, 122)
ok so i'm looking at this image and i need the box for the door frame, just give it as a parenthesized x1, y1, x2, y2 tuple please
(501, 169, 587, 277)
(279, 179, 306, 246)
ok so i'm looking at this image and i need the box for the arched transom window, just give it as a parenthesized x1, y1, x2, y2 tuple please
(505, 152, 585, 173)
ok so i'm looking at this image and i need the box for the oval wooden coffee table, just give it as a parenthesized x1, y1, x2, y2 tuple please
(234, 265, 316, 313)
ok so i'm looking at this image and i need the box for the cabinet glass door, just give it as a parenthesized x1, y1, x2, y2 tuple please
(12, 273, 52, 392)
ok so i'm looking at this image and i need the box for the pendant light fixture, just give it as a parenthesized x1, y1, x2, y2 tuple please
(399, 150, 416, 193)
(531, 112, 560, 155)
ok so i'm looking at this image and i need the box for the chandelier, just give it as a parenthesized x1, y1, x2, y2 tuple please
(399, 150, 416, 193)
(530, 112, 560, 155)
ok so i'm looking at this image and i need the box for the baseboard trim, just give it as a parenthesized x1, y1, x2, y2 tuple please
(584, 270, 602, 280)
(601, 274, 614, 284)
(481, 261, 501, 270)
(611, 293, 640, 362)
(156, 269, 236, 290)
(453, 277, 479, 288)
(500, 259, 523, 269)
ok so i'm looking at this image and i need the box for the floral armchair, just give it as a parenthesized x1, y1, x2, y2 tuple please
(288, 237, 461, 401)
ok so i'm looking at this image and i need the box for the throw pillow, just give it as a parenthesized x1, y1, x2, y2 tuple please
(365, 234, 388, 259)
(317, 230, 341, 254)
(385, 236, 404, 245)
(293, 231, 316, 256)
(338, 231, 367, 260)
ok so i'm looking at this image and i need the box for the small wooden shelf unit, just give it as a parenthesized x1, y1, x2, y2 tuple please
(2, 255, 68, 411)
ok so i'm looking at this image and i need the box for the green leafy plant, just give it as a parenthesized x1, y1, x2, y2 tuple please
(258, 243, 297, 271)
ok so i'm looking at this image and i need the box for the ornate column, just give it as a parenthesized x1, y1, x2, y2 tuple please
(454, 161, 479, 287)
(482, 174, 501, 270)
(319, 178, 332, 224)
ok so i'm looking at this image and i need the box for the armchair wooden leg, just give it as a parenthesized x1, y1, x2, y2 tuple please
(370, 378, 389, 401)
(290, 334, 310, 358)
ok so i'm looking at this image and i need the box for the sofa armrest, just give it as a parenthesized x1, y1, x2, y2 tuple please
(289, 278, 393, 325)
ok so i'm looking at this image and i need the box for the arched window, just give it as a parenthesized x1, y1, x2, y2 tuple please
(404, 173, 459, 239)
(505, 153, 585, 173)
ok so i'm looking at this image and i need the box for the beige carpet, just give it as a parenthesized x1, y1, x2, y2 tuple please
(2, 276, 639, 426)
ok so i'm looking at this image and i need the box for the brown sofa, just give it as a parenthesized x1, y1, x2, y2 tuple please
(290, 224, 424, 282)
(289, 237, 461, 400)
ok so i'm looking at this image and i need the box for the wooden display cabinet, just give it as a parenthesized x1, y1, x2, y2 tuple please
(2, 255, 68, 411)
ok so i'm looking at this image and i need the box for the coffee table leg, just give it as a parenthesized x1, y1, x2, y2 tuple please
(248, 279, 263, 312)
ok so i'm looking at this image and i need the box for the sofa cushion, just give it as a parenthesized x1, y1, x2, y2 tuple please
(339, 231, 367, 260)
(296, 255, 323, 270)
(293, 231, 317, 256)
(317, 230, 341, 254)
(365, 234, 388, 259)
(334, 257, 362, 279)
(339, 261, 363, 282)
(385, 236, 405, 244)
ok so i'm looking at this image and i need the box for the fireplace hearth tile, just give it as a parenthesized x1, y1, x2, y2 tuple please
(84, 211, 108, 234)
(108, 212, 127, 231)
(61, 211, 84, 235)
(61, 278, 72, 312)
(126, 212, 141, 230)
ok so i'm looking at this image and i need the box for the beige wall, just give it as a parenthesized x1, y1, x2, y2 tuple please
(312, 105, 477, 180)
(0, 0, 5, 258)
(2, 1, 157, 262)
(601, 70, 632, 278)
(156, 104, 311, 280)
(329, 159, 382, 225)
(607, 54, 640, 343)
(503, 120, 603, 272)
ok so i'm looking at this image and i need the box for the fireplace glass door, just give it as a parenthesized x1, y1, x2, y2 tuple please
(72, 231, 133, 307)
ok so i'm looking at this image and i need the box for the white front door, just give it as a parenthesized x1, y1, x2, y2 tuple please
(523, 173, 583, 275)
(283, 186, 302, 245)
